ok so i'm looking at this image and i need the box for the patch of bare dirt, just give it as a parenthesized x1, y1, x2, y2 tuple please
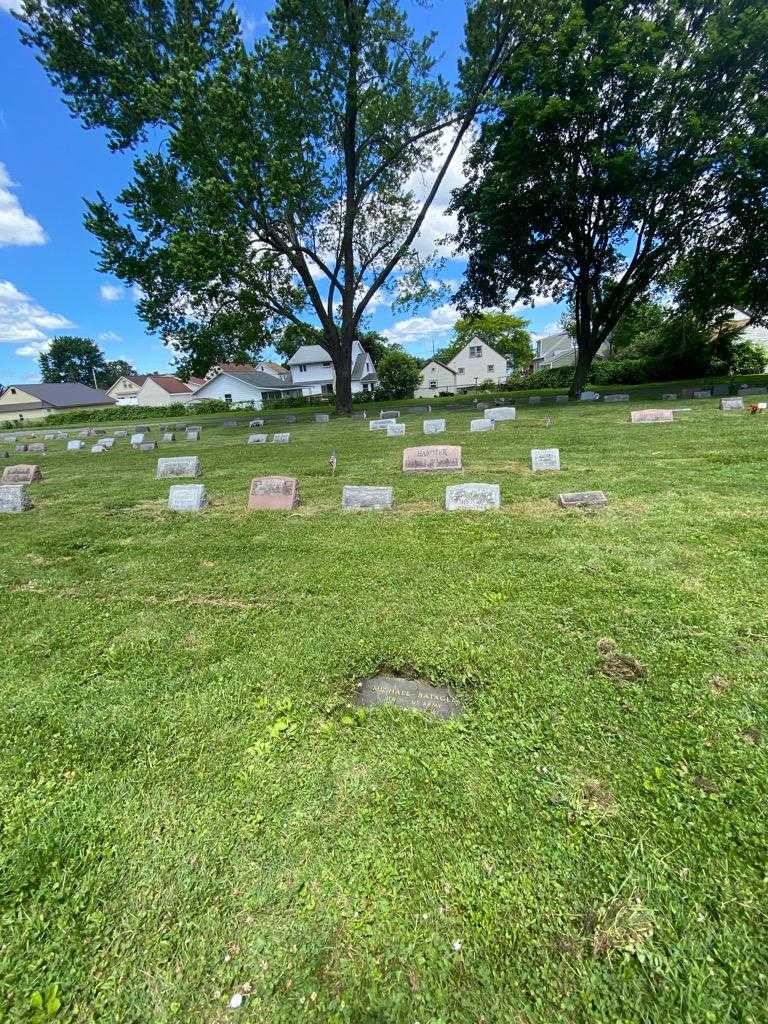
(710, 675, 730, 695)
(739, 728, 761, 745)
(596, 637, 647, 683)
(583, 897, 654, 958)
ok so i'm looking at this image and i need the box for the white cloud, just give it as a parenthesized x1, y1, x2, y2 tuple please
(0, 0, 22, 14)
(131, 284, 145, 301)
(0, 163, 47, 247)
(383, 302, 459, 345)
(100, 283, 123, 301)
(0, 280, 73, 343)
(15, 339, 52, 358)
(97, 330, 122, 343)
(407, 128, 473, 261)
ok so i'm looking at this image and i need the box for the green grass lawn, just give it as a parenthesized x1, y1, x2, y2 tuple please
(1, 402, 766, 1023)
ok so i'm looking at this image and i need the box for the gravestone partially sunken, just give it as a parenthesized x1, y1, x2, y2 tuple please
(249, 418, 264, 427)
(247, 476, 299, 510)
(386, 422, 406, 437)
(186, 430, 200, 441)
(272, 432, 291, 443)
(604, 393, 629, 402)
(369, 419, 392, 431)
(248, 433, 268, 444)
(0, 483, 33, 513)
(423, 418, 446, 434)
(66, 440, 84, 451)
(355, 674, 462, 720)
(380, 410, 400, 419)
(162, 432, 176, 442)
(445, 482, 500, 511)
(630, 409, 674, 424)
(315, 413, 330, 423)
(168, 483, 209, 512)
(470, 418, 494, 432)
(486, 406, 516, 421)
(720, 397, 745, 412)
(2, 464, 42, 484)
(156, 456, 201, 479)
(342, 485, 394, 510)
(530, 448, 561, 471)
(558, 490, 607, 509)
(130, 433, 146, 446)
(403, 445, 462, 473)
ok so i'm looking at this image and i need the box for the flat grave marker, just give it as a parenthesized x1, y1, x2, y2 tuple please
(0, 483, 32, 513)
(248, 433, 268, 444)
(130, 433, 146, 446)
(222, 419, 237, 428)
(486, 406, 516, 421)
(445, 482, 500, 511)
(162, 432, 176, 442)
(247, 476, 299, 510)
(66, 440, 84, 451)
(168, 483, 209, 512)
(630, 409, 674, 424)
(528, 396, 542, 405)
(249, 418, 264, 427)
(558, 490, 607, 509)
(156, 456, 201, 479)
(423, 418, 446, 435)
(604, 393, 629, 402)
(186, 429, 200, 441)
(555, 395, 569, 404)
(693, 389, 712, 399)
(369, 419, 392, 431)
(138, 442, 157, 451)
(91, 444, 109, 454)
(386, 422, 406, 437)
(355, 674, 462, 720)
(380, 410, 400, 420)
(720, 397, 745, 411)
(272, 432, 291, 443)
(403, 445, 462, 473)
(342, 485, 394, 510)
(315, 413, 330, 423)
(14, 445, 27, 453)
(531, 448, 561, 471)
(2, 464, 42, 484)
(470, 418, 494, 432)
(580, 391, 599, 401)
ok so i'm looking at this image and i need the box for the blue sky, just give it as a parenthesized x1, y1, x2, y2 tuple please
(0, 0, 562, 385)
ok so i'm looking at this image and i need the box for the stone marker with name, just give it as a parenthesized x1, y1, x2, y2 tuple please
(162, 432, 176, 442)
(530, 448, 560, 471)
(470, 418, 494, 432)
(558, 490, 608, 509)
(186, 429, 200, 441)
(386, 422, 406, 437)
(168, 483, 209, 512)
(369, 419, 392, 431)
(720, 397, 745, 411)
(355, 674, 462, 720)
(27, 442, 46, 453)
(67, 440, 84, 451)
(423, 418, 446, 434)
(630, 409, 674, 423)
(91, 444, 109, 454)
(486, 406, 516, 421)
(403, 445, 462, 473)
(342, 485, 394, 510)
(247, 476, 299, 510)
(272, 432, 291, 443)
(248, 433, 268, 444)
(380, 410, 400, 420)
(130, 433, 145, 445)
(138, 442, 158, 451)
(249, 418, 264, 427)
(445, 482, 500, 511)
(315, 413, 330, 423)
(2, 463, 42, 484)
(0, 483, 33, 513)
(604, 393, 629, 402)
(156, 455, 201, 479)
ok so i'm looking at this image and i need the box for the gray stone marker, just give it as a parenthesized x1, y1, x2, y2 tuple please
(342, 485, 394, 510)
(531, 448, 560, 471)
(130, 432, 145, 446)
(579, 391, 599, 401)
(0, 483, 32, 513)
(138, 441, 157, 451)
(285, 414, 297, 424)
(604, 393, 629, 402)
(369, 419, 392, 431)
(315, 413, 330, 423)
(528, 396, 542, 405)
(2, 463, 42, 484)
(272, 432, 291, 443)
(248, 476, 299, 510)
(186, 424, 201, 431)
(355, 674, 462, 720)
(380, 410, 400, 420)
(423, 418, 446, 434)
(186, 429, 200, 441)
(630, 409, 674, 423)
(162, 432, 176, 442)
(168, 483, 209, 512)
(156, 455, 201, 479)
(15, 445, 28, 453)
(470, 418, 494, 432)
(386, 422, 406, 437)
(98, 437, 115, 449)
(693, 389, 712, 399)
(90, 444, 109, 454)
(78, 429, 90, 438)
(249, 418, 264, 427)
(137, 425, 151, 432)
(67, 440, 84, 451)
(445, 482, 500, 511)
(113, 429, 128, 437)
(248, 433, 268, 444)
(486, 406, 516, 421)
(558, 490, 607, 509)
(720, 397, 745, 411)
(739, 386, 767, 396)
(403, 445, 462, 472)
(555, 395, 569, 403)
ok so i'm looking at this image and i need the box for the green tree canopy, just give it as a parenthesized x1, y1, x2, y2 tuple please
(275, 323, 325, 363)
(102, 359, 137, 386)
(375, 348, 422, 400)
(39, 336, 107, 386)
(19, 0, 518, 412)
(452, 0, 768, 396)
(434, 312, 532, 366)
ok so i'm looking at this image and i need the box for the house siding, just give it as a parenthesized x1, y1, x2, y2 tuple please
(415, 361, 456, 398)
(135, 378, 192, 407)
(448, 340, 512, 390)
(191, 373, 267, 409)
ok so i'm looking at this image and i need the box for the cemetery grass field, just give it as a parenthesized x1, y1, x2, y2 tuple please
(1, 401, 767, 1024)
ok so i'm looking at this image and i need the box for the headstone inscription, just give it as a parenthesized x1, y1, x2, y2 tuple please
(66, 440, 84, 451)
(355, 674, 462, 720)
(558, 490, 607, 509)
(485, 406, 516, 421)
(247, 476, 299, 510)
(156, 456, 201, 479)
(2, 464, 42, 484)
(0, 483, 32, 513)
(604, 393, 629, 402)
(423, 418, 446, 434)
(470, 418, 494, 432)
(248, 433, 268, 444)
(530, 448, 560, 471)
(630, 409, 674, 423)
(249, 418, 265, 427)
(444, 482, 500, 511)
(369, 419, 391, 431)
(315, 413, 330, 423)
(720, 397, 745, 411)
(168, 484, 209, 512)
(162, 432, 176, 442)
(386, 422, 406, 437)
(186, 430, 200, 441)
(342, 485, 394, 510)
(130, 433, 146, 446)
(272, 432, 291, 443)
(402, 445, 462, 473)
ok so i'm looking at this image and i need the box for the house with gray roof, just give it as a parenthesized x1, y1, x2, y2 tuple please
(189, 368, 301, 409)
(0, 382, 116, 423)
(287, 339, 377, 397)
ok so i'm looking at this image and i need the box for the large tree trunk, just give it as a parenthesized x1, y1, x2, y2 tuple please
(569, 340, 594, 398)
(333, 346, 353, 415)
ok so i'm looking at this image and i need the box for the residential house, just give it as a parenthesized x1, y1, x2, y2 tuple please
(532, 332, 579, 370)
(203, 361, 290, 382)
(106, 374, 149, 405)
(190, 368, 297, 409)
(415, 338, 514, 398)
(133, 375, 196, 407)
(723, 309, 768, 369)
(287, 340, 377, 397)
(0, 382, 116, 423)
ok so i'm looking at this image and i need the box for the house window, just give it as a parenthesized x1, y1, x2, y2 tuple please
(457, 367, 465, 375)
(429, 380, 437, 389)
(322, 362, 332, 368)
(298, 363, 307, 372)
(469, 345, 481, 358)
(487, 364, 495, 372)
(224, 393, 232, 402)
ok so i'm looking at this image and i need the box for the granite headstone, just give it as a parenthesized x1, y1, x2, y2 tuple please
(342, 485, 394, 510)
(2, 463, 42, 484)
(156, 456, 201, 479)
(558, 490, 607, 509)
(402, 445, 462, 472)
(530, 448, 560, 471)
(247, 476, 299, 510)
(168, 483, 209, 512)
(355, 674, 462, 720)
(0, 483, 32, 513)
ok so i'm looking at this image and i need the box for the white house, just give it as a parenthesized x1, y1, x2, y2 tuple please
(287, 340, 377, 397)
(106, 374, 148, 405)
(415, 338, 513, 398)
(532, 332, 578, 370)
(190, 368, 297, 410)
(134, 375, 195, 406)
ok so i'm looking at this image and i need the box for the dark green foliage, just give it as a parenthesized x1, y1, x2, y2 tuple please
(42, 398, 234, 426)
(434, 312, 533, 367)
(102, 359, 137, 387)
(275, 324, 325, 363)
(374, 349, 423, 400)
(38, 336, 106, 385)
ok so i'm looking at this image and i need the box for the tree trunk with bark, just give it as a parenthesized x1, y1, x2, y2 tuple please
(332, 336, 354, 415)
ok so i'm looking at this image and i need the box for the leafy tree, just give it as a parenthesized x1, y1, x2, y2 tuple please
(375, 349, 422, 400)
(39, 336, 106, 386)
(729, 340, 768, 375)
(434, 312, 532, 366)
(357, 331, 392, 367)
(275, 323, 325, 363)
(19, 0, 518, 413)
(452, 0, 768, 397)
(103, 359, 137, 386)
